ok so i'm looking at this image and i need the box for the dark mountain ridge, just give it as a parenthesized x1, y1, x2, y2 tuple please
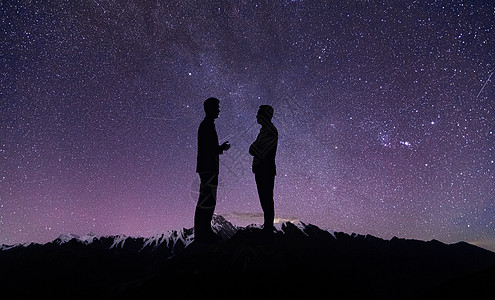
(1, 215, 494, 299)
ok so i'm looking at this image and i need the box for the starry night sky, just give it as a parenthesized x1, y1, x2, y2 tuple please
(1, 0, 494, 251)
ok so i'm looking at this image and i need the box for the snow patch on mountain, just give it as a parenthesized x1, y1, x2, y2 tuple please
(109, 235, 128, 249)
(293, 221, 310, 235)
(141, 227, 194, 252)
(55, 233, 97, 245)
(0, 244, 22, 251)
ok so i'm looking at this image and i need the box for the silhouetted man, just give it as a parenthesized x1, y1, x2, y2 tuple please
(249, 105, 278, 233)
(195, 97, 230, 242)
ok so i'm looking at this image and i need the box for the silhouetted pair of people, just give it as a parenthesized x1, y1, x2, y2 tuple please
(194, 98, 278, 242)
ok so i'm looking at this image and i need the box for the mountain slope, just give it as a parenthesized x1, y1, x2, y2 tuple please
(120, 223, 495, 299)
(1, 216, 494, 299)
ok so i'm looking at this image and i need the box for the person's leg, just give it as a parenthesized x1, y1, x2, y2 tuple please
(194, 173, 218, 239)
(194, 175, 207, 239)
(263, 174, 275, 231)
(204, 173, 218, 232)
(255, 173, 275, 232)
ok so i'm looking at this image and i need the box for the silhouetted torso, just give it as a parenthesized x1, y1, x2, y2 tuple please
(196, 117, 221, 174)
(249, 122, 278, 175)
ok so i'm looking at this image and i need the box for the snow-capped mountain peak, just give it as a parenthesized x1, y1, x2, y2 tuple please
(3, 215, 322, 254)
(54, 233, 97, 245)
(1, 214, 239, 255)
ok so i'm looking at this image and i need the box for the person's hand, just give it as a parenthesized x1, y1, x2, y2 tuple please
(221, 141, 231, 151)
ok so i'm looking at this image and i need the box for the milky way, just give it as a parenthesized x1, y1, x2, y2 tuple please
(1, 0, 494, 251)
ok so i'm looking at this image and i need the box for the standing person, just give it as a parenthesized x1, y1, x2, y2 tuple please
(195, 97, 230, 242)
(249, 105, 278, 233)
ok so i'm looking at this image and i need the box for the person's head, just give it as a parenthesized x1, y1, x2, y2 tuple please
(256, 105, 274, 125)
(204, 97, 220, 119)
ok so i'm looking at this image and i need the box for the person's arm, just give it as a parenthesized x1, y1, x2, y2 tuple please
(249, 132, 263, 157)
(218, 141, 230, 154)
(249, 143, 256, 156)
(251, 129, 277, 158)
